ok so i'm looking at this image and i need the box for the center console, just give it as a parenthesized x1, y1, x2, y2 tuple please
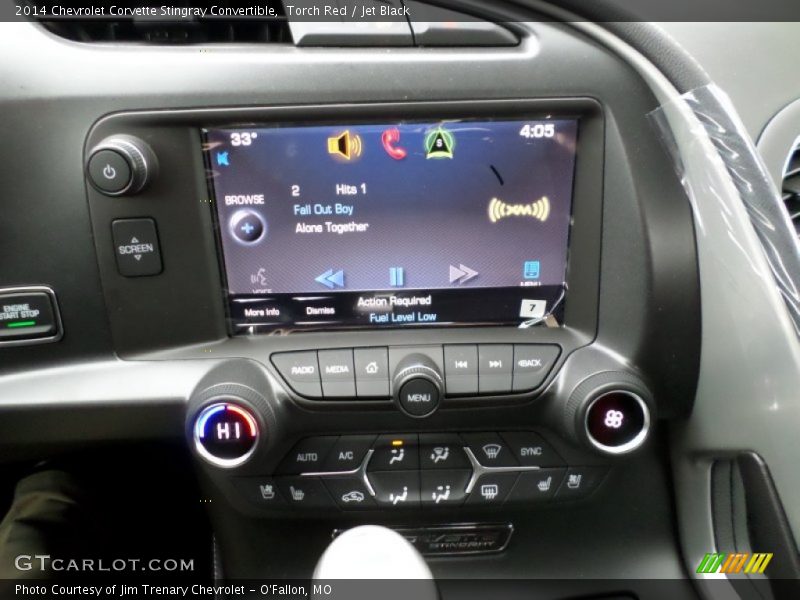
(68, 14, 701, 581)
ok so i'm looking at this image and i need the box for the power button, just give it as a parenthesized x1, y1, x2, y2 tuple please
(87, 149, 131, 194)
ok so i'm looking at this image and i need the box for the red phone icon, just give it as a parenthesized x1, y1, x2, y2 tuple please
(381, 128, 407, 160)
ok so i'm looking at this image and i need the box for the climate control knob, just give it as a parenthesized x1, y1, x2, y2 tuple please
(565, 372, 653, 455)
(393, 355, 444, 418)
(193, 401, 260, 468)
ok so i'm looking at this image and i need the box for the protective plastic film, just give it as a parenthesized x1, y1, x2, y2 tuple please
(650, 84, 800, 336)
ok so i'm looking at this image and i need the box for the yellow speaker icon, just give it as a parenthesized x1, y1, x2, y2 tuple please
(327, 130, 363, 161)
(488, 196, 550, 223)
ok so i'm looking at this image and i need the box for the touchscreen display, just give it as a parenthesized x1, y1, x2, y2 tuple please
(204, 117, 579, 332)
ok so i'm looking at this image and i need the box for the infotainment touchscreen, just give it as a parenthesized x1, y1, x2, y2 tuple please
(204, 117, 579, 333)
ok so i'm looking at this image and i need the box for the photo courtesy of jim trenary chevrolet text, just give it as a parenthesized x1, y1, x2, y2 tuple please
(1, 0, 799, 599)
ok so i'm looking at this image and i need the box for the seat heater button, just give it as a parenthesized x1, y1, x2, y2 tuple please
(506, 469, 566, 503)
(276, 477, 335, 509)
(555, 467, 609, 500)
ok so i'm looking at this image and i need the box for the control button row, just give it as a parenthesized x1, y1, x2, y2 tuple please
(235, 466, 607, 511)
(278, 431, 565, 475)
(271, 344, 559, 400)
(271, 348, 389, 399)
(444, 344, 560, 396)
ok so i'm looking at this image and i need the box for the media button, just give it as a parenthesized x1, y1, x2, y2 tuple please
(318, 349, 356, 398)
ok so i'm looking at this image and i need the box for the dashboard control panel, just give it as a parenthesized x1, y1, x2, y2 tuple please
(271, 344, 561, 401)
(233, 432, 608, 512)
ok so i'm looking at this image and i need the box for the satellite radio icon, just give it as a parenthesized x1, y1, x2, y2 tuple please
(488, 196, 550, 223)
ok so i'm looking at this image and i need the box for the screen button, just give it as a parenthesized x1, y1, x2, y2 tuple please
(354, 347, 390, 398)
(229, 210, 266, 244)
(478, 345, 513, 394)
(318, 349, 356, 398)
(443, 345, 478, 395)
(111, 218, 163, 277)
(511, 345, 560, 391)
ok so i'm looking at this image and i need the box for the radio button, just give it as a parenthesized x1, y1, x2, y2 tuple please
(322, 435, 376, 472)
(443, 345, 479, 395)
(271, 351, 323, 398)
(354, 347, 390, 398)
(512, 345, 560, 391)
(318, 349, 356, 398)
(277, 436, 338, 474)
(478, 345, 513, 394)
(500, 432, 565, 467)
(461, 432, 517, 467)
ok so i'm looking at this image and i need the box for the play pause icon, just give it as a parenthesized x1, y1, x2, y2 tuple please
(389, 267, 405, 287)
